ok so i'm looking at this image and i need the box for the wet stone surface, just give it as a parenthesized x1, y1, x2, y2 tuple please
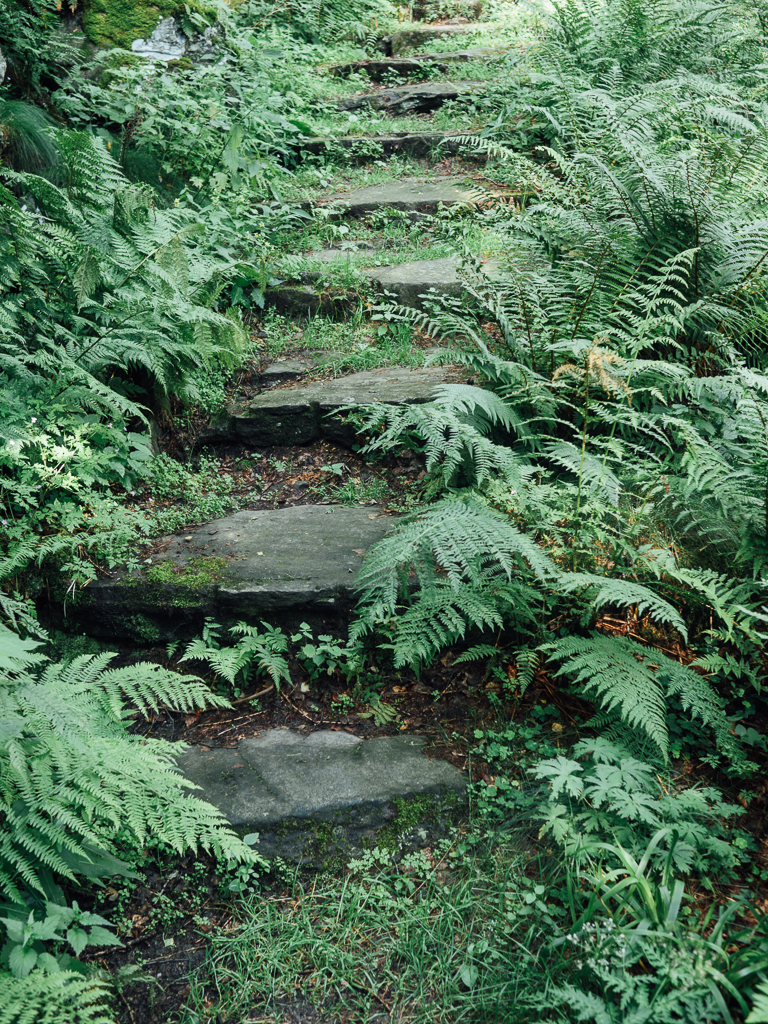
(329, 47, 499, 80)
(294, 131, 485, 163)
(176, 728, 467, 865)
(379, 22, 491, 55)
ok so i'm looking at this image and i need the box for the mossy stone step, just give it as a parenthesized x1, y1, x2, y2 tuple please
(71, 505, 395, 641)
(268, 254, 501, 314)
(215, 365, 456, 446)
(295, 131, 485, 164)
(176, 729, 466, 866)
(379, 23, 492, 56)
(315, 177, 477, 216)
(338, 80, 484, 114)
(328, 47, 501, 81)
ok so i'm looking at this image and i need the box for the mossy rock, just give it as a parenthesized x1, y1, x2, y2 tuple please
(82, 0, 218, 50)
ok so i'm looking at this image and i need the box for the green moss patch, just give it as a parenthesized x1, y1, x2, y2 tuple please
(82, 0, 218, 50)
(120, 556, 236, 609)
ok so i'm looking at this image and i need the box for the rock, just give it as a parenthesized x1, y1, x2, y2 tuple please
(338, 80, 484, 114)
(71, 505, 395, 640)
(267, 253, 502, 315)
(261, 358, 313, 383)
(294, 131, 486, 164)
(175, 729, 467, 865)
(379, 23, 491, 56)
(367, 255, 465, 307)
(226, 365, 456, 446)
(131, 16, 186, 59)
(131, 15, 221, 62)
(316, 177, 477, 217)
(329, 47, 499, 81)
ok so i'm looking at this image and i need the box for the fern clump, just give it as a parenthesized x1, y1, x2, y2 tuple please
(0, 605, 258, 1019)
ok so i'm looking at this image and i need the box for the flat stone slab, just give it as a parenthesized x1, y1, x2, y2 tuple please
(338, 80, 484, 113)
(329, 47, 498, 81)
(316, 177, 477, 216)
(268, 254, 502, 315)
(176, 729, 466, 863)
(219, 364, 454, 446)
(380, 23, 492, 55)
(261, 357, 313, 383)
(72, 505, 394, 639)
(295, 131, 485, 163)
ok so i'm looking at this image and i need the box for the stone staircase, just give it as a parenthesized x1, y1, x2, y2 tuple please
(82, 15, 509, 860)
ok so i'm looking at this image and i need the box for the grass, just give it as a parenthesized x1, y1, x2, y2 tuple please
(260, 308, 445, 374)
(182, 836, 547, 1024)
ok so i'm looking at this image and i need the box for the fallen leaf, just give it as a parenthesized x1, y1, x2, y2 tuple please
(352, 548, 366, 556)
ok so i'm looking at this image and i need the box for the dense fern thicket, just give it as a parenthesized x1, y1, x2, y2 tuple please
(350, 0, 768, 773)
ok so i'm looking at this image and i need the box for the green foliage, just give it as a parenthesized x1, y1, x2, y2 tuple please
(181, 618, 291, 694)
(0, 622, 254, 906)
(543, 634, 735, 765)
(80, 0, 221, 50)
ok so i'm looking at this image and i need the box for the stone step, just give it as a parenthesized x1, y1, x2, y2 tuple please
(379, 22, 491, 56)
(338, 80, 484, 114)
(217, 365, 456, 446)
(72, 505, 395, 640)
(268, 254, 501, 315)
(328, 47, 501, 81)
(294, 130, 485, 164)
(315, 177, 478, 217)
(176, 729, 466, 865)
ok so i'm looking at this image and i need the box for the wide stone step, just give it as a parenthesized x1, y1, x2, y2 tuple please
(315, 177, 478, 217)
(268, 254, 501, 315)
(177, 729, 466, 865)
(295, 130, 485, 164)
(338, 80, 483, 114)
(379, 23, 491, 56)
(328, 47, 501, 81)
(216, 365, 455, 445)
(72, 505, 395, 640)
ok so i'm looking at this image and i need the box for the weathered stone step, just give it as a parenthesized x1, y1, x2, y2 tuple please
(268, 254, 501, 315)
(72, 505, 395, 640)
(338, 80, 484, 114)
(177, 729, 466, 865)
(216, 365, 456, 446)
(328, 47, 500, 81)
(315, 177, 478, 217)
(295, 130, 485, 164)
(379, 22, 491, 56)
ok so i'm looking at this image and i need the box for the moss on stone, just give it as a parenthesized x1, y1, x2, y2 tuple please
(82, 0, 218, 50)
(377, 792, 453, 851)
(135, 556, 234, 608)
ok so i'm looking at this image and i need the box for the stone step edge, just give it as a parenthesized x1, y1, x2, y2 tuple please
(290, 131, 486, 163)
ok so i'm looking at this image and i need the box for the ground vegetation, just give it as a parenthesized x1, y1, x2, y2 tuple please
(3, 0, 768, 1022)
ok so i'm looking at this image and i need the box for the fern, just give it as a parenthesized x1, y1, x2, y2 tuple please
(0, 624, 256, 906)
(180, 619, 291, 691)
(542, 633, 734, 764)
(353, 494, 556, 669)
(0, 972, 114, 1024)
